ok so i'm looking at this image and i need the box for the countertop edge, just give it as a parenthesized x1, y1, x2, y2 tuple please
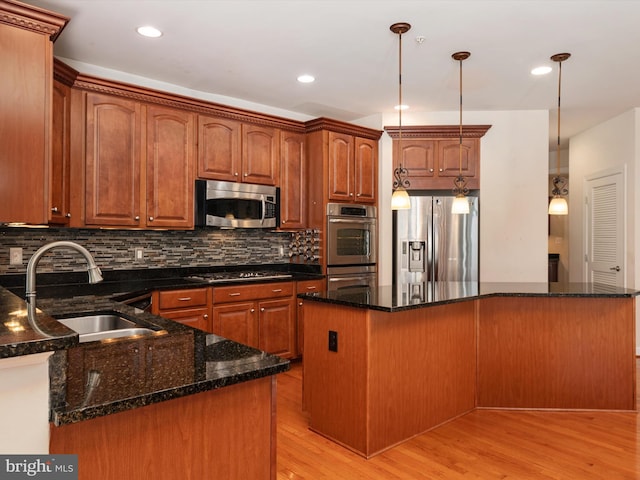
(50, 361, 290, 426)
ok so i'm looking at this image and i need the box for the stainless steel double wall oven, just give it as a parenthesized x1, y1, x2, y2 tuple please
(325, 203, 377, 291)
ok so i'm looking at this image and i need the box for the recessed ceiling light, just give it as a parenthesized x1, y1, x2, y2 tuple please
(297, 74, 315, 83)
(531, 65, 552, 75)
(394, 104, 409, 111)
(137, 26, 163, 38)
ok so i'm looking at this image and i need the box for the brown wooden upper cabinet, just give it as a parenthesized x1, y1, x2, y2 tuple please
(50, 79, 72, 225)
(386, 125, 491, 191)
(327, 132, 377, 204)
(305, 118, 382, 235)
(198, 115, 279, 186)
(280, 131, 306, 228)
(82, 92, 194, 229)
(0, 2, 68, 225)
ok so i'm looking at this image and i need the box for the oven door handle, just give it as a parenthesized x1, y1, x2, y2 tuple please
(328, 218, 374, 224)
(328, 276, 370, 283)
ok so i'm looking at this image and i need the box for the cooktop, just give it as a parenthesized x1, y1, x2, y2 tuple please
(186, 271, 292, 284)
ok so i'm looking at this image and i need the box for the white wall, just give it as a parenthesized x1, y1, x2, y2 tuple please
(568, 109, 637, 284)
(569, 108, 639, 353)
(377, 109, 549, 285)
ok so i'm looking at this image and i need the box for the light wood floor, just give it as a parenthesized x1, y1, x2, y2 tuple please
(277, 359, 639, 479)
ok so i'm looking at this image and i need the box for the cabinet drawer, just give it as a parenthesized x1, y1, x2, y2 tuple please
(157, 288, 209, 310)
(213, 281, 293, 303)
(296, 279, 325, 294)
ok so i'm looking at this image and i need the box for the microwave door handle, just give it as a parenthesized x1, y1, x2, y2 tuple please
(260, 195, 266, 225)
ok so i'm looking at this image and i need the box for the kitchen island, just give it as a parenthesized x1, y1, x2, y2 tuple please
(301, 282, 638, 458)
(0, 265, 319, 479)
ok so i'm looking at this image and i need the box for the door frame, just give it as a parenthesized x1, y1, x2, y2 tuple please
(583, 166, 626, 287)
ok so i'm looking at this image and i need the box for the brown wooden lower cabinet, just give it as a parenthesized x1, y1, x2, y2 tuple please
(50, 376, 277, 480)
(212, 282, 296, 358)
(295, 279, 326, 356)
(152, 287, 212, 332)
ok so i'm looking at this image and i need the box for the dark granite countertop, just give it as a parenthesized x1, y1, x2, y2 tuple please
(0, 264, 323, 358)
(0, 264, 323, 424)
(300, 281, 640, 312)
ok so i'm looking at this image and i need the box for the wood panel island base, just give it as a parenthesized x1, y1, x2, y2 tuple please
(301, 283, 638, 458)
(50, 377, 276, 479)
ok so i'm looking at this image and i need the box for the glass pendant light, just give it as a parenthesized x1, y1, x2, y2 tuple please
(548, 53, 571, 215)
(451, 51, 470, 215)
(390, 22, 411, 210)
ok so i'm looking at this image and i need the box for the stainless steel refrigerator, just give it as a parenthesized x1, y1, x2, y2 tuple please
(393, 194, 478, 303)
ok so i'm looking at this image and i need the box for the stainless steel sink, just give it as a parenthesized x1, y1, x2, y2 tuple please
(76, 327, 157, 343)
(57, 313, 158, 343)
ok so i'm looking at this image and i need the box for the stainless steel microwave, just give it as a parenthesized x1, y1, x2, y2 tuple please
(195, 180, 280, 229)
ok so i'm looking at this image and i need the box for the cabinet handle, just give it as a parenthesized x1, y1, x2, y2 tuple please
(244, 173, 248, 177)
(356, 193, 361, 197)
(149, 216, 154, 222)
(271, 289, 282, 293)
(148, 346, 153, 351)
(439, 168, 443, 172)
(349, 193, 353, 197)
(234, 172, 239, 177)
(178, 297, 192, 301)
(429, 168, 434, 173)
(228, 292, 241, 297)
(51, 207, 59, 213)
(250, 308, 255, 313)
(299, 301, 303, 306)
(134, 216, 140, 221)
(65, 213, 71, 218)
(133, 348, 139, 353)
(306, 286, 317, 291)
(282, 220, 286, 224)
(203, 314, 209, 319)
(260, 307, 265, 312)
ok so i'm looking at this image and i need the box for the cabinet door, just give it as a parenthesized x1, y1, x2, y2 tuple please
(197, 115, 241, 181)
(354, 137, 377, 204)
(394, 138, 436, 190)
(146, 105, 195, 228)
(296, 279, 326, 356)
(258, 297, 296, 358)
(158, 307, 211, 332)
(328, 131, 353, 201)
(242, 124, 279, 185)
(438, 138, 479, 188)
(85, 93, 142, 226)
(280, 131, 306, 228)
(50, 80, 71, 224)
(0, 23, 51, 224)
(212, 302, 258, 348)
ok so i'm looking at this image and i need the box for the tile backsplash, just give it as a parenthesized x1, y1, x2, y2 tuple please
(0, 227, 293, 275)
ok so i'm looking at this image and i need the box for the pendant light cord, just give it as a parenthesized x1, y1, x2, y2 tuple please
(458, 55, 463, 176)
(556, 59, 562, 176)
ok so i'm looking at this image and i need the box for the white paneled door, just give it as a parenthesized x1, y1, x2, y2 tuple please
(585, 169, 625, 287)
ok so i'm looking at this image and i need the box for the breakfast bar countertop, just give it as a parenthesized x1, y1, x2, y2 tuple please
(298, 281, 640, 312)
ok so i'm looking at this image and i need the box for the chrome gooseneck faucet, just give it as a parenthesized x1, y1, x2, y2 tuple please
(26, 241, 103, 307)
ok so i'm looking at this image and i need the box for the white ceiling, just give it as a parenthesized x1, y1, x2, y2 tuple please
(27, 0, 640, 148)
